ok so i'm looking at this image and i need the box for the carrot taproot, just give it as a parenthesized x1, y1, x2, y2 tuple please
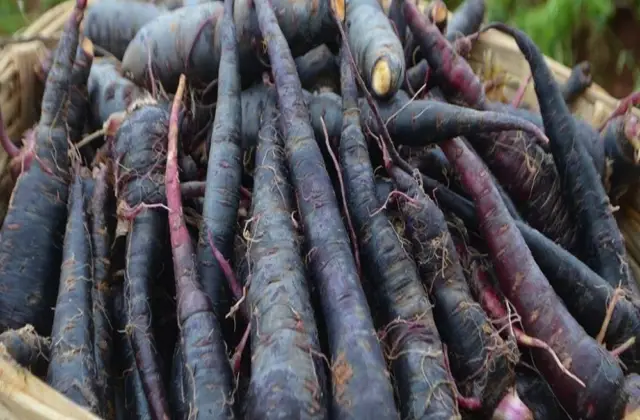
(391, 166, 516, 414)
(167, 74, 236, 419)
(112, 278, 153, 420)
(486, 22, 634, 293)
(83, 0, 165, 60)
(243, 88, 327, 419)
(254, 0, 397, 416)
(405, 0, 485, 108)
(440, 136, 626, 419)
(90, 162, 117, 420)
(113, 103, 172, 420)
(196, 0, 244, 323)
(340, 0, 404, 98)
(0, 324, 50, 377)
(46, 167, 99, 414)
(0, 0, 86, 336)
(338, 46, 459, 419)
(239, 85, 548, 150)
(445, 0, 485, 42)
(517, 221, 640, 373)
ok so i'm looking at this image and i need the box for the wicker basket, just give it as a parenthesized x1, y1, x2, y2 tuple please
(0, 3, 640, 418)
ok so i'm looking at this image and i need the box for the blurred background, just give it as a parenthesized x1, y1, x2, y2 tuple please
(1, 0, 639, 97)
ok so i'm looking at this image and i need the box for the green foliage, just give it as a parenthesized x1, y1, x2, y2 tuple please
(0, 0, 67, 35)
(445, 0, 619, 65)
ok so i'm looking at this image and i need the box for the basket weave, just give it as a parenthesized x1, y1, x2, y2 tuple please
(0, 4, 639, 418)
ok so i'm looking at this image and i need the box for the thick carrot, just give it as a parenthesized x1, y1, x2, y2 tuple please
(123, 0, 335, 91)
(517, 222, 640, 373)
(46, 168, 99, 413)
(0, 325, 50, 377)
(338, 47, 459, 419)
(113, 104, 172, 420)
(83, 0, 165, 60)
(468, 130, 578, 252)
(440, 136, 626, 419)
(391, 166, 516, 414)
(167, 74, 236, 419)
(405, 0, 485, 108)
(90, 162, 117, 420)
(254, 0, 397, 416)
(561, 61, 592, 105)
(445, 0, 485, 42)
(294, 44, 339, 89)
(0, 0, 86, 335)
(87, 58, 150, 129)
(243, 89, 327, 419)
(486, 23, 633, 292)
(196, 0, 243, 322)
(340, 0, 404, 98)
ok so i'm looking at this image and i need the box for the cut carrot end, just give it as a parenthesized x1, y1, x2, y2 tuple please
(431, 2, 449, 25)
(81, 37, 94, 57)
(372, 59, 392, 97)
(331, 0, 345, 22)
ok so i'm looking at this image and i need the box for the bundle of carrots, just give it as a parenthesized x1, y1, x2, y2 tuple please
(1, 0, 640, 418)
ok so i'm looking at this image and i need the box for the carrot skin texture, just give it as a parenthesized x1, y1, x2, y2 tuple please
(445, 0, 485, 42)
(196, 0, 243, 321)
(344, 0, 405, 97)
(123, 0, 335, 91)
(0, 325, 50, 377)
(87, 58, 150, 129)
(47, 170, 99, 413)
(83, 0, 164, 60)
(253, 1, 397, 417)
(441, 136, 626, 419)
(91, 163, 117, 420)
(339, 49, 459, 419)
(167, 76, 236, 420)
(244, 92, 327, 420)
(0, 0, 85, 336)
(468, 131, 578, 252)
(68, 39, 94, 143)
(488, 23, 632, 292)
(392, 167, 515, 413)
(518, 222, 640, 372)
(413, 174, 640, 371)
(114, 105, 172, 420)
(239, 86, 547, 150)
(405, 1, 485, 108)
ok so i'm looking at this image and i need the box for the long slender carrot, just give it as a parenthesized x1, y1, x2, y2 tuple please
(253, 0, 398, 417)
(440, 136, 626, 419)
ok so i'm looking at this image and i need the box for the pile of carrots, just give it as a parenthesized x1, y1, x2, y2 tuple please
(1, 0, 640, 418)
